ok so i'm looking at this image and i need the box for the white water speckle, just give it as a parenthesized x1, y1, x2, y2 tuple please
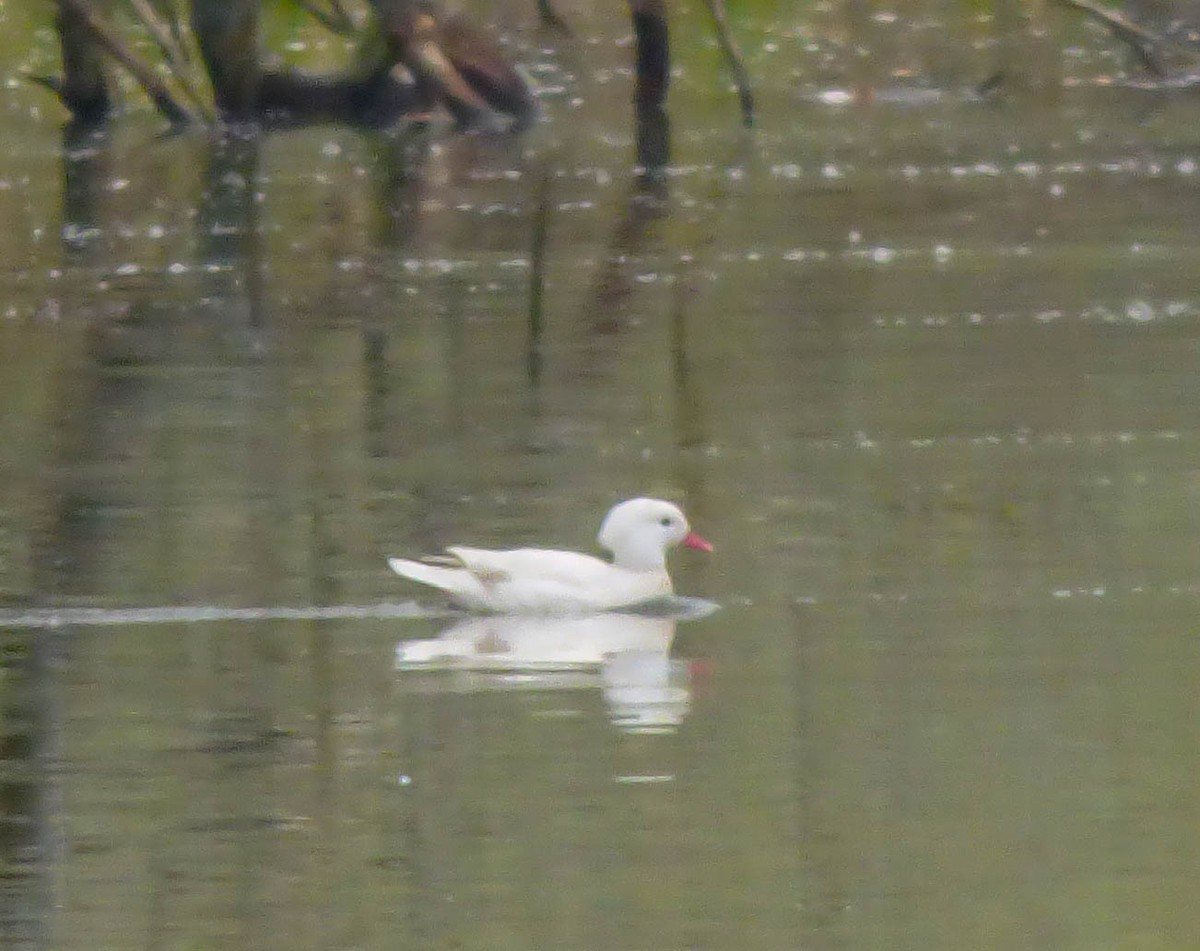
(1126, 300, 1154, 322)
(818, 89, 854, 106)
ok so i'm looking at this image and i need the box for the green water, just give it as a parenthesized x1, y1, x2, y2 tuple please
(2, 4, 1200, 949)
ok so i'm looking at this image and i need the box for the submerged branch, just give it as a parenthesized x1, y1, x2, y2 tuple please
(1053, 0, 1200, 74)
(701, 0, 754, 126)
(534, 0, 575, 36)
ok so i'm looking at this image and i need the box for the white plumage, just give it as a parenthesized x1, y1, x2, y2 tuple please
(386, 497, 712, 614)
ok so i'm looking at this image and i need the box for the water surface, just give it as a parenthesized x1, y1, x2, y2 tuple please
(2, 6, 1200, 949)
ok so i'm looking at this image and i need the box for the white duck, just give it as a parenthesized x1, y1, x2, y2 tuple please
(386, 497, 712, 614)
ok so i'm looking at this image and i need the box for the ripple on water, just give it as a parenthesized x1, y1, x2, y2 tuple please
(0, 601, 437, 630)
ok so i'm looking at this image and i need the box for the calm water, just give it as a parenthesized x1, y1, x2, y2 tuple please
(3, 4, 1200, 949)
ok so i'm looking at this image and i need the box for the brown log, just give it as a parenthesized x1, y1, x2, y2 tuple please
(374, 1, 535, 129)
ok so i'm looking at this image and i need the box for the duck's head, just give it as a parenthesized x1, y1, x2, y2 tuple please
(598, 498, 713, 571)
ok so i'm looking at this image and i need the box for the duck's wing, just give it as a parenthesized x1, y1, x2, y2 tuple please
(386, 547, 593, 606)
(389, 546, 667, 612)
(445, 546, 612, 585)
(446, 547, 668, 611)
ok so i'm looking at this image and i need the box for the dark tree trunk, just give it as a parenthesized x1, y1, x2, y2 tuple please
(56, 1, 112, 126)
(42, 0, 532, 132)
(191, 0, 261, 122)
(631, 0, 670, 111)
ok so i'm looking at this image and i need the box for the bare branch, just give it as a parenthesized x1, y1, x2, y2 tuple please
(1054, 0, 1200, 73)
(701, 0, 754, 126)
(56, 0, 202, 124)
(125, 0, 213, 115)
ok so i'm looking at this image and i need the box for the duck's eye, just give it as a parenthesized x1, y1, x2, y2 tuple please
(659, 516, 672, 527)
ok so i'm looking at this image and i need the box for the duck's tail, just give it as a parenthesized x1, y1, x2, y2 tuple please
(387, 557, 487, 605)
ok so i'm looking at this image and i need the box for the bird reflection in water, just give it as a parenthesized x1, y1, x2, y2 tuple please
(395, 604, 715, 733)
